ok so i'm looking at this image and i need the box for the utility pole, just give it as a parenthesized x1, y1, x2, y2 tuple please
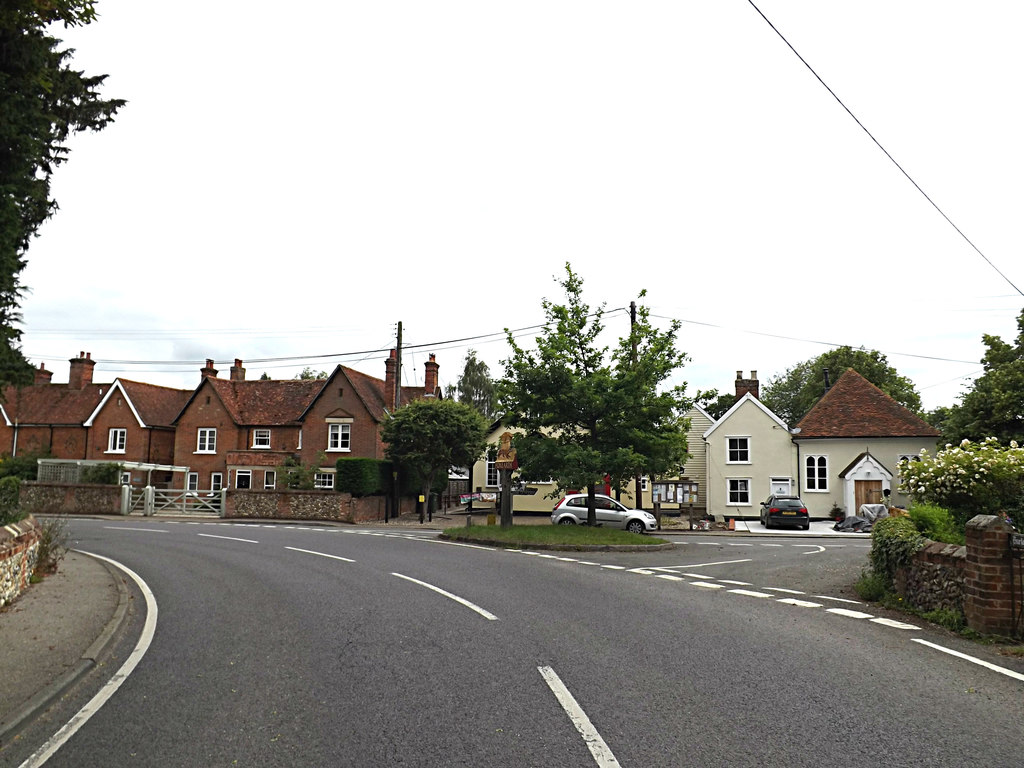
(630, 301, 645, 512)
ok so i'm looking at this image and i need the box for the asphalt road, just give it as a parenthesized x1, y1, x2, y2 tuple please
(8, 520, 1024, 767)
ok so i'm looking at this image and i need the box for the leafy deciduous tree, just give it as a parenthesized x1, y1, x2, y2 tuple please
(500, 264, 690, 525)
(1, 1, 125, 386)
(382, 398, 488, 523)
(761, 346, 922, 426)
(936, 308, 1024, 445)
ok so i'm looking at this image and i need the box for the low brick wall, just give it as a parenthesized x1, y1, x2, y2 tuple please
(1, 516, 40, 607)
(19, 482, 121, 516)
(895, 540, 966, 615)
(226, 490, 416, 523)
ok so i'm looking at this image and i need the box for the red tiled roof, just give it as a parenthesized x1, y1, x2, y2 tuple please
(795, 368, 940, 439)
(118, 380, 191, 427)
(1, 383, 107, 425)
(203, 378, 323, 425)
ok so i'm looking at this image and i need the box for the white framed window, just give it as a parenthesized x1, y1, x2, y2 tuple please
(297, 429, 302, 450)
(805, 455, 828, 492)
(770, 477, 792, 495)
(197, 428, 217, 453)
(107, 428, 126, 454)
(187, 472, 199, 491)
(211, 472, 223, 492)
(235, 470, 252, 489)
(252, 429, 271, 449)
(898, 454, 921, 464)
(328, 423, 351, 451)
(486, 458, 498, 487)
(727, 478, 751, 505)
(314, 472, 334, 489)
(264, 470, 276, 490)
(640, 476, 650, 492)
(120, 471, 132, 485)
(726, 436, 750, 463)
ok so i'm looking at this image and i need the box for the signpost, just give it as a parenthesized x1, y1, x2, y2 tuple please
(494, 431, 518, 528)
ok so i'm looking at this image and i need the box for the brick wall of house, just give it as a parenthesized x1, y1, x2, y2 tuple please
(87, 396, 150, 462)
(173, 384, 238, 488)
(299, 371, 382, 465)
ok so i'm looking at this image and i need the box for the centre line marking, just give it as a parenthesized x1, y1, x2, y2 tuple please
(827, 608, 875, 619)
(729, 589, 775, 598)
(538, 666, 621, 768)
(197, 533, 258, 544)
(391, 573, 498, 621)
(103, 527, 168, 533)
(285, 547, 355, 563)
(778, 598, 823, 608)
(912, 639, 1024, 682)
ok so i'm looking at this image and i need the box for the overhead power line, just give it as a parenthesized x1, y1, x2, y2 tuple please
(746, 0, 1024, 298)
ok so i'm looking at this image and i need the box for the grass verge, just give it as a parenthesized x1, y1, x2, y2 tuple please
(442, 524, 668, 548)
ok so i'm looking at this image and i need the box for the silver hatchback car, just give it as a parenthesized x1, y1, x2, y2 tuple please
(551, 493, 657, 534)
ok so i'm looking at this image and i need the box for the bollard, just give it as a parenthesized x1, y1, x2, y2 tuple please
(466, 514, 472, 527)
(487, 513, 496, 526)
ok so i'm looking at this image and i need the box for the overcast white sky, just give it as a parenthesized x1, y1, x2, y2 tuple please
(19, 1, 1024, 413)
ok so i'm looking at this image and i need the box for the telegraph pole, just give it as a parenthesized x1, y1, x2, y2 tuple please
(388, 321, 403, 524)
(630, 301, 645, 512)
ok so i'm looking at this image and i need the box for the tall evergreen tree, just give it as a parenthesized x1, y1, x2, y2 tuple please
(0, 1, 125, 386)
(449, 349, 498, 422)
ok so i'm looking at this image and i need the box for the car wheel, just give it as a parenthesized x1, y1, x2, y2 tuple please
(626, 519, 645, 534)
(558, 518, 576, 525)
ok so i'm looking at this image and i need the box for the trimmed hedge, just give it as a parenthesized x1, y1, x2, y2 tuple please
(335, 458, 389, 497)
(0, 476, 22, 525)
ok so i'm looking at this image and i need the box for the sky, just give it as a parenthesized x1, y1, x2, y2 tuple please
(18, 1, 1024, 413)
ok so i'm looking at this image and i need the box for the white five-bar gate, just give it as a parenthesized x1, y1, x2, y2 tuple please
(122, 486, 225, 518)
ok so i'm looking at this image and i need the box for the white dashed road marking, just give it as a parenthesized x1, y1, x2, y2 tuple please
(777, 598, 824, 608)
(729, 589, 775, 598)
(827, 608, 875, 619)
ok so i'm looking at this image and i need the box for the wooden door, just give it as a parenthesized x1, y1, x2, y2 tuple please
(855, 480, 883, 510)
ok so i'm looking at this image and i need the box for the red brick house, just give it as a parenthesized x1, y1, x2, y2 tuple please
(0, 353, 191, 487)
(172, 352, 441, 492)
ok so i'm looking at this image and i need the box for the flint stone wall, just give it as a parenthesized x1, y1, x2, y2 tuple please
(0, 517, 40, 607)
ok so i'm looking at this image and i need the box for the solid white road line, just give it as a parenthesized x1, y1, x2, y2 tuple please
(538, 666, 622, 768)
(912, 639, 1024, 682)
(196, 533, 259, 544)
(391, 573, 498, 621)
(285, 547, 355, 563)
(20, 551, 158, 768)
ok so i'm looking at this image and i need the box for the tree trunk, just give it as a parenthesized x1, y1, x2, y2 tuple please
(587, 484, 597, 526)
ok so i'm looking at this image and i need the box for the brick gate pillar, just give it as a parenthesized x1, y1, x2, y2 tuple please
(964, 514, 1015, 637)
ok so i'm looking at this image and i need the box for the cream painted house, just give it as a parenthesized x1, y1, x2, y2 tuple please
(703, 393, 798, 520)
(792, 369, 940, 517)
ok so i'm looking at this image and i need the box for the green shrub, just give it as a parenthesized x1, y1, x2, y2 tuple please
(869, 516, 925, 590)
(0, 476, 22, 525)
(80, 462, 123, 485)
(0, 453, 50, 481)
(335, 458, 388, 497)
(855, 569, 888, 602)
(908, 503, 965, 545)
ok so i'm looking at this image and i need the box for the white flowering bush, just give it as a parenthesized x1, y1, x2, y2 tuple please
(899, 438, 1024, 528)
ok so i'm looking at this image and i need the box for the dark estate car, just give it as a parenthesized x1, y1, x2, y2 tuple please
(760, 495, 810, 530)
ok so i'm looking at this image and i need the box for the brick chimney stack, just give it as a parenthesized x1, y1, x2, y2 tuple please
(201, 359, 219, 380)
(230, 358, 246, 381)
(68, 351, 95, 390)
(735, 370, 759, 400)
(384, 349, 397, 406)
(424, 354, 439, 396)
(34, 362, 53, 386)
